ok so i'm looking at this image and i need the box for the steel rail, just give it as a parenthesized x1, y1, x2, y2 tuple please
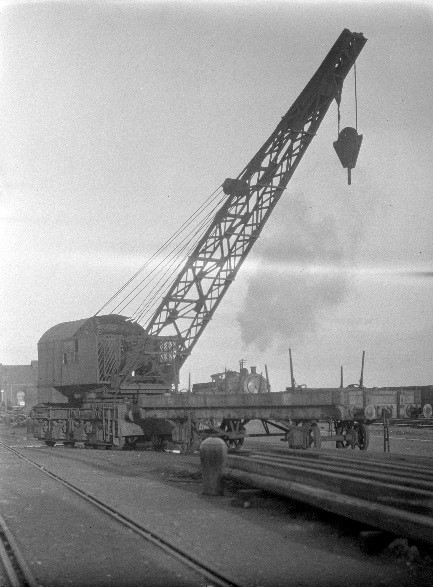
(223, 450, 433, 545)
(226, 467, 433, 545)
(245, 450, 433, 485)
(388, 419, 433, 428)
(234, 448, 433, 487)
(249, 444, 433, 477)
(0, 512, 40, 587)
(1, 442, 240, 587)
(227, 454, 433, 515)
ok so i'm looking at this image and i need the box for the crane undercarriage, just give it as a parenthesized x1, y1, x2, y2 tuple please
(31, 383, 374, 452)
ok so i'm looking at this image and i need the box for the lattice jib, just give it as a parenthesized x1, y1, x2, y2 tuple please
(143, 30, 366, 368)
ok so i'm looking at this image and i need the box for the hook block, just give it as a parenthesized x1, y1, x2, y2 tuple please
(333, 127, 363, 184)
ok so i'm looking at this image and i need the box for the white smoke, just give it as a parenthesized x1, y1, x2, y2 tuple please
(237, 196, 354, 351)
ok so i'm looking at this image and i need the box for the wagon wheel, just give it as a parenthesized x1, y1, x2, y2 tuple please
(336, 424, 351, 448)
(226, 437, 244, 451)
(196, 418, 222, 434)
(219, 419, 246, 451)
(335, 424, 348, 448)
(307, 424, 322, 449)
(336, 423, 369, 449)
(44, 440, 56, 447)
(110, 436, 126, 451)
(355, 422, 370, 450)
(151, 434, 167, 451)
(124, 436, 140, 450)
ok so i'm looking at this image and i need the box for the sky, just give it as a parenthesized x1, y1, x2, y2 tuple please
(0, 0, 432, 391)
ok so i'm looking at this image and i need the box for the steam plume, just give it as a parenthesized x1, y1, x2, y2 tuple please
(237, 196, 352, 351)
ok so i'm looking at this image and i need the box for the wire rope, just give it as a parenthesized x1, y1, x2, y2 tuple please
(101, 188, 227, 322)
(127, 192, 228, 324)
(94, 186, 225, 316)
(354, 61, 358, 131)
(94, 185, 224, 316)
(132, 196, 226, 324)
(132, 217, 216, 324)
(113, 191, 226, 317)
(99, 191, 221, 314)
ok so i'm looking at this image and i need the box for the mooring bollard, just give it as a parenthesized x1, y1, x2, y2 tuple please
(200, 437, 227, 496)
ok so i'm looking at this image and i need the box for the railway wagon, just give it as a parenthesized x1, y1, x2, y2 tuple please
(345, 385, 424, 420)
(31, 384, 373, 451)
(30, 315, 374, 451)
(31, 314, 427, 451)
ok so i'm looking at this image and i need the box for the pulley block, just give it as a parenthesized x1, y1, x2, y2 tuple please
(333, 126, 363, 185)
(222, 178, 249, 196)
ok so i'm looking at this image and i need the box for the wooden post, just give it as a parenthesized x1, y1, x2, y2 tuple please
(340, 366, 344, 388)
(265, 364, 270, 392)
(200, 437, 227, 496)
(360, 350, 366, 409)
(383, 410, 390, 453)
(359, 351, 365, 388)
(289, 348, 295, 391)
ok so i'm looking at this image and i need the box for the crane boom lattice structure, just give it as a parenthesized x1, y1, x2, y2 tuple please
(138, 29, 366, 375)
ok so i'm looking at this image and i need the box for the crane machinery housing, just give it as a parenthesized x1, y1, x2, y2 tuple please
(30, 29, 397, 453)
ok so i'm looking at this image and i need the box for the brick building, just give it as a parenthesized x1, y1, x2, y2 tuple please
(0, 361, 39, 409)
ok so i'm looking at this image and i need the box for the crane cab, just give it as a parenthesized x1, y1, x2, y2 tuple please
(37, 315, 145, 400)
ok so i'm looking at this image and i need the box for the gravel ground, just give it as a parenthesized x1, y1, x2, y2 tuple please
(1, 423, 433, 586)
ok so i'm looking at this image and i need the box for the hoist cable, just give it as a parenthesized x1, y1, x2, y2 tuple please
(113, 191, 227, 316)
(112, 190, 227, 320)
(354, 61, 358, 131)
(128, 193, 228, 323)
(96, 187, 223, 315)
(336, 61, 359, 136)
(110, 236, 195, 316)
(128, 253, 185, 321)
(132, 196, 227, 324)
(94, 185, 224, 316)
(337, 101, 341, 137)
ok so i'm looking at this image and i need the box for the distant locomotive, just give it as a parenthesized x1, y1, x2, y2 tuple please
(192, 367, 270, 395)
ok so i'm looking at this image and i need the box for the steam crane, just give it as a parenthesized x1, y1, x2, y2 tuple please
(33, 30, 367, 451)
(111, 28, 367, 389)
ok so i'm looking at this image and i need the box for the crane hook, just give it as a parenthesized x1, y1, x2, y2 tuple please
(333, 126, 363, 185)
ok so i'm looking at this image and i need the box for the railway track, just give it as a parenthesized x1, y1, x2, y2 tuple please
(0, 512, 39, 587)
(223, 446, 433, 546)
(0, 441, 240, 587)
(388, 418, 433, 428)
(2, 436, 433, 585)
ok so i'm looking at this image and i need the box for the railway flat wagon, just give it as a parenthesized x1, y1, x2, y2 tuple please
(31, 384, 372, 451)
